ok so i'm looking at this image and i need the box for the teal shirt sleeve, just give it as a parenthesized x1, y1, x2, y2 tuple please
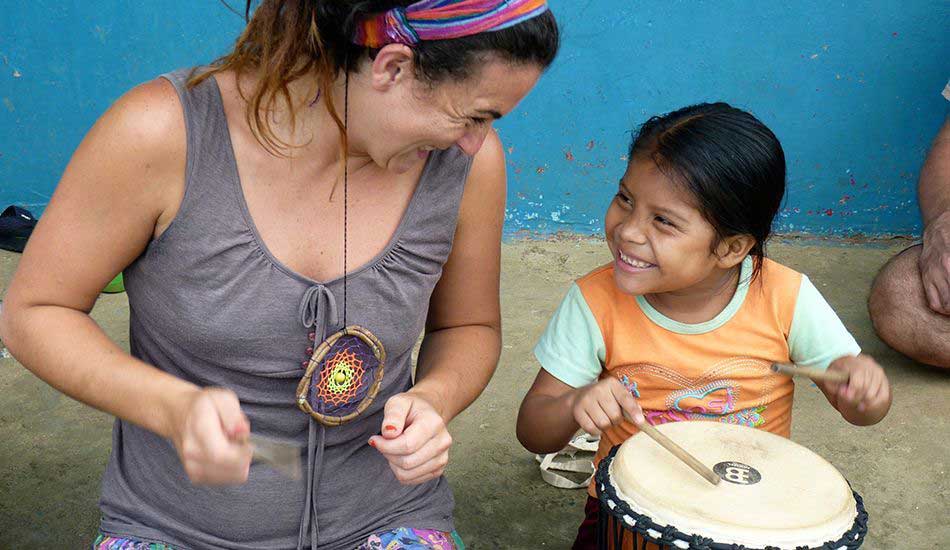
(788, 275, 862, 370)
(533, 283, 605, 388)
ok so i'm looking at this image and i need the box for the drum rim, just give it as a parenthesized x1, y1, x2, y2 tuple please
(595, 445, 869, 550)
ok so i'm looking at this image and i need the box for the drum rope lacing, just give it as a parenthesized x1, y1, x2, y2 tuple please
(594, 445, 869, 550)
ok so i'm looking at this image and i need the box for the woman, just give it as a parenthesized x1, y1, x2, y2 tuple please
(0, 1, 558, 548)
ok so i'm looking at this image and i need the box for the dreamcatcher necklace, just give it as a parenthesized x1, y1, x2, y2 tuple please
(296, 70, 386, 427)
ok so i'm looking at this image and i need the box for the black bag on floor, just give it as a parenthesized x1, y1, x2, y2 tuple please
(0, 205, 38, 253)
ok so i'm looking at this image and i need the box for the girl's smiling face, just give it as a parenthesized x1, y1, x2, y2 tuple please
(605, 156, 732, 297)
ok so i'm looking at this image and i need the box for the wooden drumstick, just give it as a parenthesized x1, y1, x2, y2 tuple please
(771, 362, 849, 384)
(247, 433, 303, 480)
(624, 412, 721, 486)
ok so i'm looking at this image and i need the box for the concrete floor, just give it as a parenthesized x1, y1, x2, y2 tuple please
(0, 239, 947, 549)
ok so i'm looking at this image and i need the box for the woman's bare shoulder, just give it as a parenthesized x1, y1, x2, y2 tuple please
(48, 76, 188, 244)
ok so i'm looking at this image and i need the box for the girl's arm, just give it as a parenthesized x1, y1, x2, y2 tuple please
(817, 354, 892, 426)
(0, 79, 253, 484)
(787, 275, 891, 426)
(517, 369, 583, 454)
(518, 369, 645, 454)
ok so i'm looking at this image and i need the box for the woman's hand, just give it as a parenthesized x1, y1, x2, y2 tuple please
(570, 376, 645, 436)
(369, 391, 453, 486)
(170, 387, 254, 485)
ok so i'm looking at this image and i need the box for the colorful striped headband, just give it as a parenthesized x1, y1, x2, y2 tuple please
(353, 0, 549, 48)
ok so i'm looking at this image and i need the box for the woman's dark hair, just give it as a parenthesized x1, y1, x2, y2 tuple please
(628, 102, 786, 280)
(192, 1, 559, 153)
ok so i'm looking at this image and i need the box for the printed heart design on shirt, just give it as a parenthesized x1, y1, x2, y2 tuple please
(669, 382, 738, 415)
(610, 357, 780, 427)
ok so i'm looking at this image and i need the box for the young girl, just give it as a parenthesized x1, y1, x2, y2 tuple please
(516, 103, 892, 549)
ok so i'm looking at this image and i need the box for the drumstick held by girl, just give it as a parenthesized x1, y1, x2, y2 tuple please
(516, 102, 892, 549)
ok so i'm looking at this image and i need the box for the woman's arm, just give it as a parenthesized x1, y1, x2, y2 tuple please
(0, 78, 252, 484)
(410, 131, 506, 422)
(369, 130, 506, 484)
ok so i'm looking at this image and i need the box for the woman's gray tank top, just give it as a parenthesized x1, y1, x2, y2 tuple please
(97, 68, 473, 550)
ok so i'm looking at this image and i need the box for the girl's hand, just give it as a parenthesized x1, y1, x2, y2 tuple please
(823, 355, 892, 425)
(369, 391, 453, 486)
(570, 377, 645, 436)
(170, 387, 253, 485)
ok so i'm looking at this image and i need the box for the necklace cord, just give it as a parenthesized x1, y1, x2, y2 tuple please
(343, 70, 349, 327)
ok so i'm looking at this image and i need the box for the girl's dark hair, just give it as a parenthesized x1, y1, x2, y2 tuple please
(192, 1, 559, 153)
(628, 102, 786, 280)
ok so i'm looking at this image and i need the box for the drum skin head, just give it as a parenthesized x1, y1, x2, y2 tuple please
(609, 422, 857, 548)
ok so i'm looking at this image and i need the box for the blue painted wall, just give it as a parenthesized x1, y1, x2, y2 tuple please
(1, 1, 948, 237)
(0, 2, 245, 210)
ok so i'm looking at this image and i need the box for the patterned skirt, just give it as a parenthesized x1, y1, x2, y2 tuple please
(93, 527, 464, 550)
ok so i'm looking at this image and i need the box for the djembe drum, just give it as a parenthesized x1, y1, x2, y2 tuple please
(595, 422, 868, 549)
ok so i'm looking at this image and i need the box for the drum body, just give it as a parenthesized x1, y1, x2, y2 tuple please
(595, 422, 868, 550)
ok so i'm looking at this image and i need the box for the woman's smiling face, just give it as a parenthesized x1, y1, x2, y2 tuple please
(356, 56, 542, 173)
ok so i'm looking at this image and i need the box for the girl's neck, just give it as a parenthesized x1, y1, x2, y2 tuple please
(644, 264, 743, 325)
